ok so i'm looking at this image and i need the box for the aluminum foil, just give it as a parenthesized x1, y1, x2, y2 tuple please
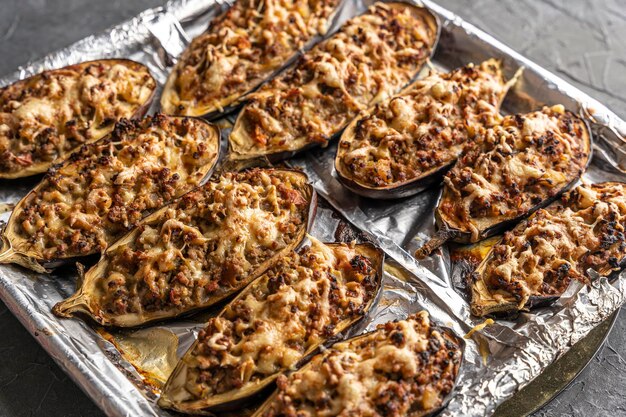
(1, 0, 626, 416)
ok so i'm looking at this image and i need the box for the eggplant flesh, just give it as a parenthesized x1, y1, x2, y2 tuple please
(416, 105, 592, 258)
(253, 311, 463, 417)
(52, 169, 316, 327)
(160, 0, 343, 119)
(335, 59, 513, 200)
(470, 182, 626, 317)
(0, 115, 220, 272)
(228, 2, 440, 162)
(158, 238, 384, 415)
(0, 59, 156, 179)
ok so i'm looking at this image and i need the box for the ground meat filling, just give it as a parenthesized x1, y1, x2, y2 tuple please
(260, 311, 462, 417)
(230, 2, 437, 158)
(178, 239, 378, 402)
(440, 105, 590, 241)
(337, 59, 508, 188)
(11, 115, 217, 260)
(163, 0, 340, 115)
(478, 182, 626, 310)
(95, 170, 311, 317)
(0, 60, 155, 175)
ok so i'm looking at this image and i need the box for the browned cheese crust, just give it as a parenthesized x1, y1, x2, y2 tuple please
(258, 311, 462, 417)
(161, 0, 340, 116)
(159, 238, 380, 412)
(336, 60, 508, 188)
(472, 182, 626, 315)
(439, 105, 590, 241)
(0, 60, 156, 177)
(67, 169, 312, 325)
(229, 2, 438, 160)
(6, 115, 218, 262)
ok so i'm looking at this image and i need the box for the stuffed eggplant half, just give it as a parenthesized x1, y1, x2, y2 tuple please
(229, 2, 440, 161)
(160, 0, 342, 118)
(0, 115, 219, 272)
(254, 311, 463, 417)
(158, 237, 384, 414)
(0, 59, 156, 178)
(416, 105, 592, 257)
(336, 59, 512, 199)
(53, 169, 316, 326)
(470, 182, 626, 317)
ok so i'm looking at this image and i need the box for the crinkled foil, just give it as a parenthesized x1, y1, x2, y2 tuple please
(1, 1, 626, 416)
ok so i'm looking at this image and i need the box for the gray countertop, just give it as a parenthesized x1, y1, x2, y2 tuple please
(1, 0, 625, 416)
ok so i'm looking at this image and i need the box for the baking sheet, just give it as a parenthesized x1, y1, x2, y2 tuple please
(1, 0, 626, 416)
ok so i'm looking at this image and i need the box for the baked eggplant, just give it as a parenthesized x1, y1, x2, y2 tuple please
(158, 238, 384, 414)
(229, 2, 439, 161)
(416, 105, 592, 257)
(253, 311, 463, 417)
(0, 115, 219, 272)
(470, 182, 626, 317)
(53, 169, 316, 326)
(335, 59, 512, 199)
(0, 59, 156, 178)
(160, 0, 342, 118)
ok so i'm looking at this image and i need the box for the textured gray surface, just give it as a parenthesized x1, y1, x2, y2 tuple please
(0, 0, 625, 416)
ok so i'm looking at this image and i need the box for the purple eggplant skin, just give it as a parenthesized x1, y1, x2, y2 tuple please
(336, 157, 455, 200)
(227, 2, 441, 163)
(416, 111, 593, 259)
(251, 316, 465, 417)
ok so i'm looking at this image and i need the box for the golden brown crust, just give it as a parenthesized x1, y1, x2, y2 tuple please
(439, 105, 590, 241)
(161, 0, 341, 116)
(229, 2, 438, 160)
(336, 60, 507, 188)
(472, 182, 626, 315)
(62, 169, 313, 325)
(4, 114, 218, 263)
(257, 312, 462, 417)
(0, 59, 156, 178)
(158, 239, 382, 412)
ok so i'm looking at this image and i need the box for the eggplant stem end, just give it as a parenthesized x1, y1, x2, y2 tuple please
(414, 229, 458, 259)
(52, 294, 88, 319)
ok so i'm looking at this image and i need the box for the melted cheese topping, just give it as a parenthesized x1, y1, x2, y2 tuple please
(173, 238, 379, 405)
(230, 2, 437, 159)
(440, 106, 590, 241)
(162, 0, 340, 116)
(259, 311, 462, 417)
(9, 115, 217, 260)
(0, 60, 155, 176)
(476, 182, 626, 311)
(93, 169, 311, 319)
(336, 60, 508, 188)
